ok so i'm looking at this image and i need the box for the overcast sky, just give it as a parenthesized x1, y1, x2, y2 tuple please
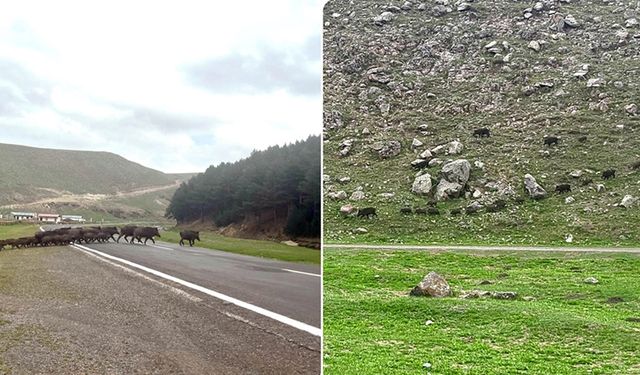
(0, 1, 322, 173)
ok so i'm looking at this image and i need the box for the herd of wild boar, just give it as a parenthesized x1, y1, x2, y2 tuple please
(0, 225, 161, 251)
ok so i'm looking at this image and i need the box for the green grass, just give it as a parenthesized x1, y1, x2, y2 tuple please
(0, 223, 39, 240)
(160, 229, 320, 264)
(324, 249, 640, 374)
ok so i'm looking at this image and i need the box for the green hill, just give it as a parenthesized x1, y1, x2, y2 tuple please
(0, 143, 175, 205)
(323, 0, 640, 246)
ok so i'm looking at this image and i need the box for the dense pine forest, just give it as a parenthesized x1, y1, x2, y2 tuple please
(166, 136, 320, 238)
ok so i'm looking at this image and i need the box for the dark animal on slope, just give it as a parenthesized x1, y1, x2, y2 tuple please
(117, 225, 138, 243)
(465, 204, 480, 214)
(427, 207, 440, 215)
(14, 237, 37, 248)
(602, 169, 616, 180)
(415, 208, 427, 215)
(357, 207, 377, 218)
(555, 184, 571, 194)
(473, 127, 491, 137)
(449, 208, 462, 216)
(544, 136, 559, 146)
(0, 240, 6, 251)
(631, 161, 640, 170)
(400, 207, 412, 214)
(134, 227, 161, 244)
(486, 200, 507, 213)
(578, 136, 587, 142)
(179, 231, 200, 247)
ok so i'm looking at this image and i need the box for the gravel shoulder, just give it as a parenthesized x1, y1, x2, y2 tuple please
(0, 246, 320, 374)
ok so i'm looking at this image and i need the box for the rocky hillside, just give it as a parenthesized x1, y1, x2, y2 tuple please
(323, 0, 640, 245)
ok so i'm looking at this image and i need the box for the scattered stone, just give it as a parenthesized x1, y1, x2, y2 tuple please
(425, 320, 434, 326)
(419, 149, 433, 160)
(448, 140, 464, 155)
(379, 192, 395, 199)
(607, 296, 624, 304)
(441, 159, 471, 185)
(328, 190, 348, 200)
(491, 291, 518, 300)
(569, 170, 583, 178)
(428, 158, 443, 167)
(460, 290, 491, 299)
(339, 204, 356, 216)
(373, 11, 394, 25)
(523, 174, 547, 199)
(465, 201, 483, 214)
(350, 190, 366, 201)
(596, 184, 606, 193)
(430, 144, 446, 155)
(435, 179, 464, 200)
(587, 78, 605, 88)
(372, 140, 402, 159)
(411, 159, 429, 168)
(339, 139, 354, 157)
(412, 138, 424, 148)
(353, 227, 368, 234)
(565, 234, 573, 243)
(338, 176, 351, 184)
(565, 196, 575, 204)
(528, 40, 541, 51)
(410, 272, 451, 297)
(362, 127, 371, 135)
(411, 173, 433, 195)
(625, 103, 637, 115)
(474, 160, 485, 169)
(478, 280, 492, 285)
(523, 296, 536, 302)
(584, 277, 599, 284)
(620, 195, 637, 208)
(472, 189, 482, 199)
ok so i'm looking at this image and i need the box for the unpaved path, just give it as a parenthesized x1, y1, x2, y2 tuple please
(324, 243, 640, 253)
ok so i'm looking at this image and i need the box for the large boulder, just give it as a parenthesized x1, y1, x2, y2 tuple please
(523, 174, 547, 199)
(410, 272, 451, 297)
(435, 179, 464, 200)
(441, 159, 471, 185)
(448, 140, 464, 155)
(411, 173, 433, 195)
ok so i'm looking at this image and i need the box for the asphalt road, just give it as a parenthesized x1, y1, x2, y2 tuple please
(0, 245, 320, 374)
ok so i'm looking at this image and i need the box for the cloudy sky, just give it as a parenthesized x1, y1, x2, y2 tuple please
(0, 1, 322, 173)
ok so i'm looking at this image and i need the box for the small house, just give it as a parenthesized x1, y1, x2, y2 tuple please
(10, 212, 36, 221)
(37, 213, 61, 223)
(61, 215, 86, 223)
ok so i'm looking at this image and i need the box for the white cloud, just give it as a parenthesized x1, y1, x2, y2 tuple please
(0, 0, 322, 173)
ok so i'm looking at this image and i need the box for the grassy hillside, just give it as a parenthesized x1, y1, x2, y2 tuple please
(0, 143, 175, 205)
(323, 0, 640, 246)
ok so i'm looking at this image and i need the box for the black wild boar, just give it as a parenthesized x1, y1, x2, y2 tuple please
(117, 225, 138, 243)
(450, 208, 462, 216)
(414, 208, 427, 215)
(400, 207, 412, 214)
(473, 128, 491, 137)
(357, 207, 377, 218)
(555, 184, 571, 194)
(134, 227, 161, 244)
(427, 207, 440, 215)
(602, 169, 616, 179)
(544, 136, 559, 146)
(179, 230, 200, 247)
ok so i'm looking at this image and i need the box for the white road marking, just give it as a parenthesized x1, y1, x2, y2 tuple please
(283, 269, 321, 278)
(148, 244, 174, 251)
(72, 245, 202, 302)
(70, 243, 321, 337)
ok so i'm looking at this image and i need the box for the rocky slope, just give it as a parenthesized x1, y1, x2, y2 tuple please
(323, 0, 640, 245)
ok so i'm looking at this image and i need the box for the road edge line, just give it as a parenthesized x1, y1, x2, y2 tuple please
(70, 243, 321, 337)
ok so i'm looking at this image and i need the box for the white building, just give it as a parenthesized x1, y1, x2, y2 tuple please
(37, 213, 61, 223)
(10, 212, 36, 221)
(61, 215, 86, 223)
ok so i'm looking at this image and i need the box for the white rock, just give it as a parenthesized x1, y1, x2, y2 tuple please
(569, 170, 583, 178)
(596, 184, 606, 193)
(565, 196, 575, 204)
(587, 78, 605, 87)
(419, 149, 433, 160)
(528, 40, 541, 51)
(584, 277, 599, 284)
(350, 190, 366, 201)
(412, 174, 433, 195)
(354, 227, 368, 234)
(474, 160, 485, 169)
(412, 138, 424, 148)
(448, 140, 464, 155)
(565, 234, 573, 243)
(620, 195, 637, 208)
(340, 204, 356, 216)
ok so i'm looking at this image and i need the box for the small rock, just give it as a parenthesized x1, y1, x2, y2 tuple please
(435, 179, 464, 200)
(339, 204, 356, 216)
(379, 192, 395, 199)
(410, 272, 451, 297)
(353, 227, 368, 234)
(587, 78, 605, 88)
(528, 40, 541, 51)
(412, 173, 433, 195)
(625, 103, 637, 115)
(372, 140, 402, 159)
(596, 184, 606, 193)
(565, 196, 575, 204)
(425, 320, 434, 326)
(523, 174, 547, 199)
(419, 149, 433, 160)
(362, 127, 371, 135)
(472, 189, 482, 199)
(569, 170, 583, 178)
(584, 277, 599, 284)
(412, 138, 424, 148)
(620, 195, 637, 208)
(328, 190, 348, 200)
(491, 291, 518, 300)
(338, 177, 351, 184)
(350, 190, 366, 201)
(565, 234, 573, 243)
(448, 140, 464, 155)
